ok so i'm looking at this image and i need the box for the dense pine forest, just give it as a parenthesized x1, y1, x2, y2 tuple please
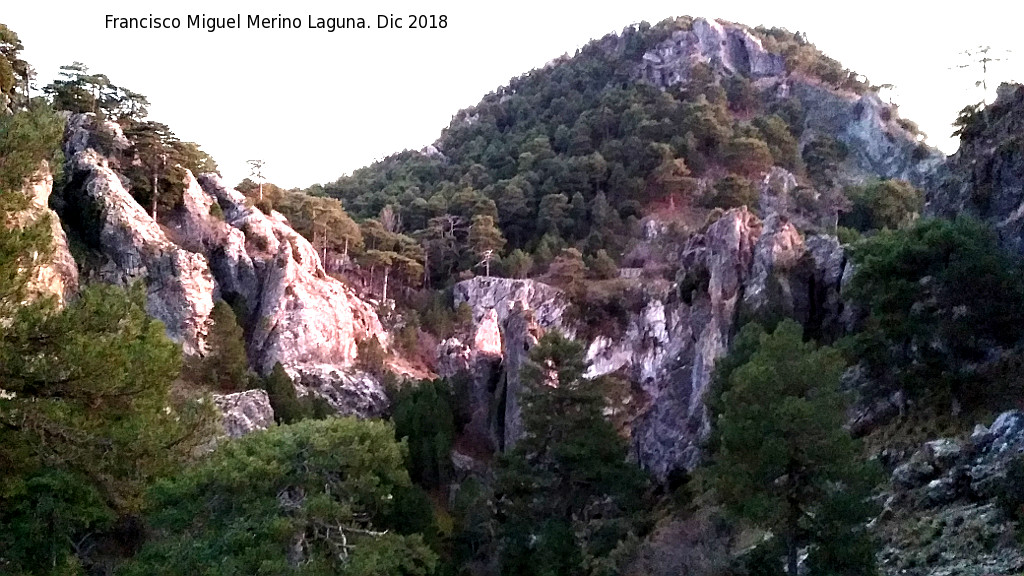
(3, 14, 1024, 576)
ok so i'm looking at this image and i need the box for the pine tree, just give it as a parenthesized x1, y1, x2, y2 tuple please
(496, 332, 647, 576)
(707, 320, 879, 576)
(262, 362, 305, 425)
(124, 121, 179, 219)
(468, 214, 506, 276)
(120, 418, 437, 576)
(0, 284, 216, 574)
(200, 300, 249, 391)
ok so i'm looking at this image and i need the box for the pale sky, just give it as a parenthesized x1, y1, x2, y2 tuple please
(5, 1, 1021, 189)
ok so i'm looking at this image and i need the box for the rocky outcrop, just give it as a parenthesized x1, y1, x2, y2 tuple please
(286, 365, 388, 418)
(12, 161, 78, 306)
(451, 209, 853, 478)
(877, 410, 1024, 576)
(791, 82, 945, 190)
(626, 208, 760, 476)
(58, 114, 389, 417)
(62, 114, 215, 355)
(639, 18, 784, 87)
(928, 83, 1024, 256)
(453, 276, 571, 336)
(213, 389, 275, 438)
(450, 209, 852, 478)
(636, 19, 944, 192)
(583, 208, 852, 479)
(189, 175, 389, 415)
(741, 213, 805, 319)
(442, 280, 550, 453)
(195, 175, 386, 374)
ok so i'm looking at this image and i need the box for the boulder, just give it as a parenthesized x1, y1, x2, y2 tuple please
(213, 389, 275, 438)
(286, 364, 387, 418)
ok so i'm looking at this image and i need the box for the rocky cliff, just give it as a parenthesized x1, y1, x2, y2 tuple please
(58, 113, 389, 417)
(62, 114, 215, 355)
(453, 276, 571, 336)
(12, 161, 78, 306)
(637, 17, 944, 190)
(927, 83, 1024, 255)
(452, 208, 851, 479)
(638, 17, 784, 86)
(447, 278, 550, 452)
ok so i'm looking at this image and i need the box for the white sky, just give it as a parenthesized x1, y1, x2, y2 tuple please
(5, 0, 1021, 189)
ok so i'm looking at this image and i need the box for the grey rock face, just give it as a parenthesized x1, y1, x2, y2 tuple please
(451, 210, 850, 479)
(436, 337, 473, 378)
(14, 161, 79, 306)
(59, 114, 389, 417)
(626, 208, 760, 477)
(62, 115, 215, 355)
(928, 83, 1024, 256)
(447, 282, 547, 453)
(583, 208, 852, 479)
(639, 18, 784, 88)
(742, 213, 805, 319)
(194, 175, 389, 412)
(286, 364, 388, 418)
(499, 301, 539, 451)
(213, 389, 275, 438)
(454, 276, 571, 336)
(791, 82, 946, 190)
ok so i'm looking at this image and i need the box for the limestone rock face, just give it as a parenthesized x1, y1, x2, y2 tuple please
(791, 83, 946, 190)
(636, 21, 944, 191)
(453, 276, 571, 335)
(450, 209, 852, 478)
(499, 301, 542, 450)
(473, 308, 503, 357)
(58, 114, 389, 416)
(446, 280, 552, 453)
(625, 208, 760, 476)
(213, 389, 275, 438)
(62, 115, 215, 355)
(12, 161, 79, 306)
(436, 337, 473, 378)
(639, 18, 784, 88)
(928, 83, 1024, 256)
(585, 208, 852, 479)
(741, 213, 806, 319)
(194, 175, 389, 414)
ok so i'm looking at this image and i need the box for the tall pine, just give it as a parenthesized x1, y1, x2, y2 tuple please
(707, 320, 879, 576)
(495, 332, 647, 576)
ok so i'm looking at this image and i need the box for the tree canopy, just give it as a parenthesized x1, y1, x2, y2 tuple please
(120, 418, 437, 576)
(845, 216, 1024, 410)
(495, 332, 648, 576)
(707, 320, 879, 576)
